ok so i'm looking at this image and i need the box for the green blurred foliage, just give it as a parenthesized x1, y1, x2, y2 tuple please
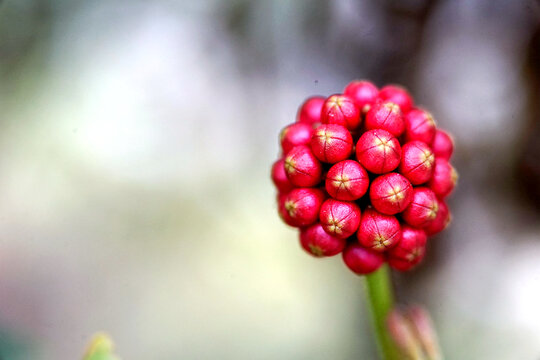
(83, 333, 121, 360)
(0, 328, 33, 360)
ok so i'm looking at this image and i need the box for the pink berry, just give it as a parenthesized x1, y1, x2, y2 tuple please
(428, 159, 458, 198)
(280, 188, 326, 227)
(388, 225, 427, 271)
(325, 160, 369, 201)
(357, 208, 402, 252)
(321, 94, 361, 130)
(342, 243, 385, 275)
(343, 80, 379, 113)
(369, 173, 413, 215)
(284, 145, 323, 187)
(401, 187, 439, 228)
(431, 129, 454, 160)
(404, 108, 436, 144)
(378, 85, 414, 113)
(365, 101, 405, 137)
(399, 141, 435, 185)
(297, 96, 325, 125)
(356, 129, 401, 174)
(271, 158, 294, 193)
(424, 199, 451, 236)
(300, 223, 347, 257)
(311, 124, 354, 163)
(280, 123, 314, 154)
(319, 199, 361, 239)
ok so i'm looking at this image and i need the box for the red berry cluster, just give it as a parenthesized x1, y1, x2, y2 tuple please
(271, 81, 457, 274)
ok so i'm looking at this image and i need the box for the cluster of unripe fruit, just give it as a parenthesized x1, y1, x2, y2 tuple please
(271, 81, 457, 274)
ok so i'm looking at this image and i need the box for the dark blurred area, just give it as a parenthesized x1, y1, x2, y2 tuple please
(0, 0, 539, 359)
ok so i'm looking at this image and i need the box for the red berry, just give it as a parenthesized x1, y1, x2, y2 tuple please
(399, 141, 435, 185)
(378, 85, 414, 113)
(280, 123, 314, 154)
(365, 101, 405, 137)
(297, 96, 325, 125)
(325, 160, 369, 201)
(356, 129, 401, 174)
(319, 199, 361, 239)
(401, 187, 439, 228)
(284, 145, 323, 187)
(431, 129, 454, 160)
(424, 199, 451, 236)
(428, 159, 458, 198)
(357, 208, 401, 251)
(369, 173, 413, 215)
(388, 225, 427, 271)
(404, 108, 436, 144)
(343, 80, 379, 113)
(280, 188, 325, 227)
(342, 243, 385, 275)
(311, 124, 354, 163)
(300, 223, 347, 257)
(271, 159, 294, 193)
(321, 94, 361, 130)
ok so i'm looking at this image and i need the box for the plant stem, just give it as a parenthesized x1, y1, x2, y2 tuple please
(365, 264, 401, 360)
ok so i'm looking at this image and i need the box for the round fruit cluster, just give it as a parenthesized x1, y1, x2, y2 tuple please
(271, 81, 457, 274)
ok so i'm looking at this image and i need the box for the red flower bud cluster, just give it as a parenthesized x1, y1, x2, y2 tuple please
(271, 81, 457, 274)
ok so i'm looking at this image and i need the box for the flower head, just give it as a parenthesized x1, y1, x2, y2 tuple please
(272, 81, 457, 273)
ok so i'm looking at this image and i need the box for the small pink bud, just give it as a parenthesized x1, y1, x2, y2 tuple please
(284, 145, 323, 187)
(357, 208, 402, 252)
(378, 85, 414, 113)
(387, 310, 424, 359)
(271, 159, 294, 193)
(310, 124, 354, 163)
(431, 129, 454, 160)
(399, 141, 435, 185)
(319, 199, 361, 239)
(325, 160, 369, 201)
(321, 94, 361, 130)
(280, 123, 314, 154)
(369, 173, 413, 215)
(343, 80, 379, 113)
(280, 188, 326, 227)
(300, 223, 347, 257)
(365, 101, 405, 137)
(424, 199, 451, 236)
(401, 187, 439, 228)
(342, 242, 385, 275)
(277, 193, 296, 227)
(428, 158, 458, 198)
(404, 108, 436, 144)
(356, 129, 402, 174)
(297, 96, 325, 125)
(406, 306, 443, 360)
(388, 225, 427, 271)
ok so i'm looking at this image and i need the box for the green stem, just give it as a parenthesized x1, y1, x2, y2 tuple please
(365, 264, 401, 360)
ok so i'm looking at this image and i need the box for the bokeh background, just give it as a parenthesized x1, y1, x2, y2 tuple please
(1, 0, 540, 359)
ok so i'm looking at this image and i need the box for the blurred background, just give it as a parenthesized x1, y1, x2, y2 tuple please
(0, 0, 540, 359)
